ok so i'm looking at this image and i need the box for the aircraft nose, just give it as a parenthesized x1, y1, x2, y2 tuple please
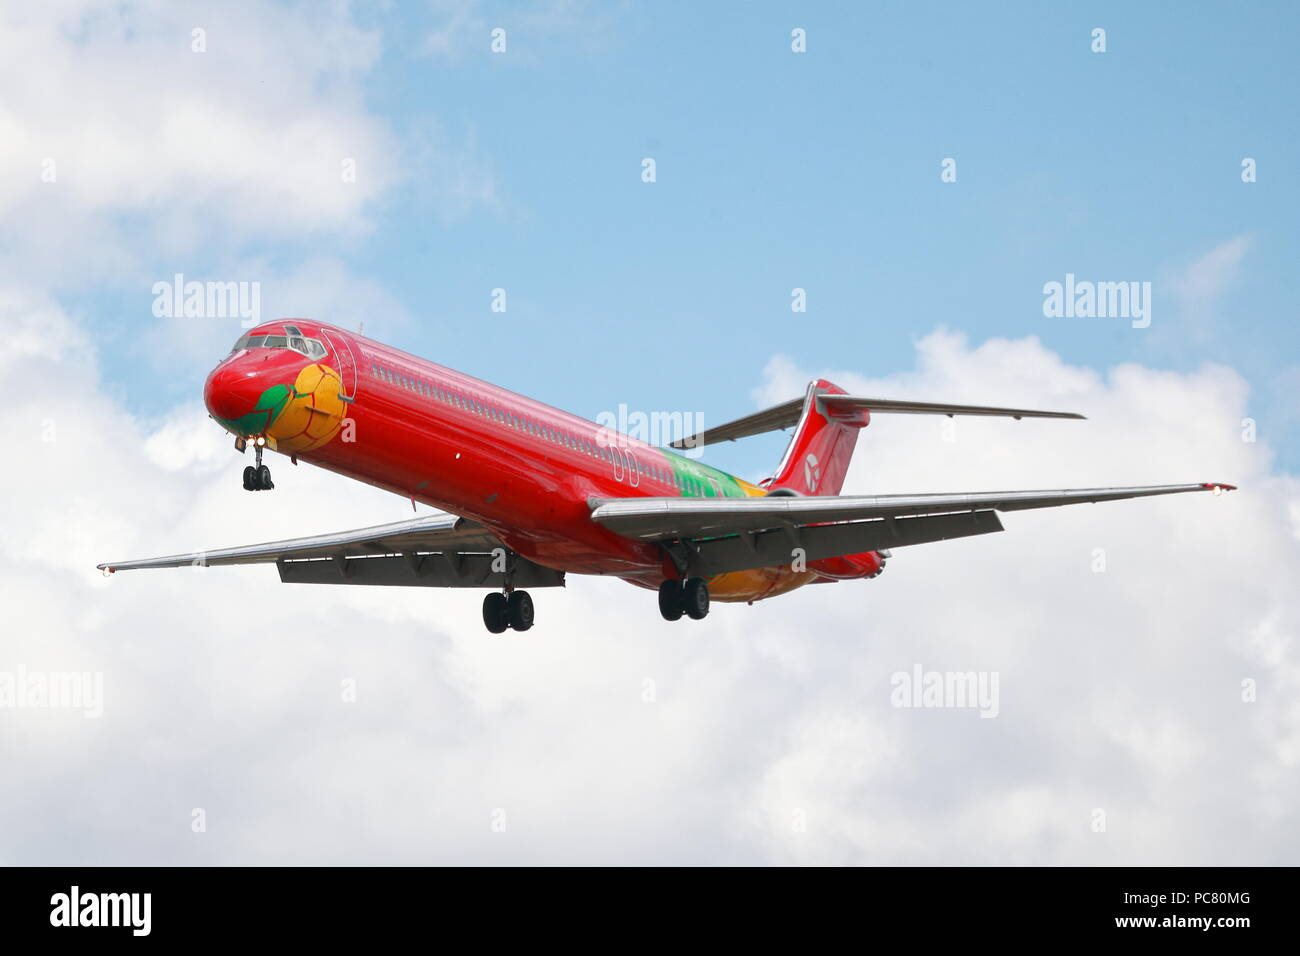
(204, 359, 270, 431)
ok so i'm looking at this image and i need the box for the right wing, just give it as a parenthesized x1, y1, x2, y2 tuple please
(590, 483, 1235, 577)
(98, 513, 566, 588)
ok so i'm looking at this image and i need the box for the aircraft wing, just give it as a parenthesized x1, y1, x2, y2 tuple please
(589, 482, 1235, 577)
(98, 513, 566, 588)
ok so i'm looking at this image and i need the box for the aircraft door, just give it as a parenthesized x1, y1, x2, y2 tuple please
(321, 329, 358, 401)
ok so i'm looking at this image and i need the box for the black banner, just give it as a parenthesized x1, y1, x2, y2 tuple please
(0, 866, 1285, 943)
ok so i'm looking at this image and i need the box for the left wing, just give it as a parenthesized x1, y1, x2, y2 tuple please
(98, 512, 566, 588)
(589, 482, 1235, 577)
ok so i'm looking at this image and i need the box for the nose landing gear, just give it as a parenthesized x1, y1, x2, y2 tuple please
(241, 441, 274, 491)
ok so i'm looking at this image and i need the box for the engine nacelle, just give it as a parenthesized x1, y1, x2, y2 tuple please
(808, 550, 886, 581)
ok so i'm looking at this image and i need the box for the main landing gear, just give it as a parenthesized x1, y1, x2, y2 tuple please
(659, 577, 710, 622)
(483, 590, 534, 634)
(241, 441, 274, 491)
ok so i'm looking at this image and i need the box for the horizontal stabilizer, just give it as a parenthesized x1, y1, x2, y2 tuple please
(670, 394, 1084, 449)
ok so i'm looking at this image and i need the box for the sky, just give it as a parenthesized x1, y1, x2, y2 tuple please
(1, 1, 1297, 865)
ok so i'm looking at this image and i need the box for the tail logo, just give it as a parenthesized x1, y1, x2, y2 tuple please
(804, 452, 821, 491)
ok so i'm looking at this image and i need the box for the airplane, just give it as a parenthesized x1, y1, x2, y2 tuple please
(98, 319, 1237, 632)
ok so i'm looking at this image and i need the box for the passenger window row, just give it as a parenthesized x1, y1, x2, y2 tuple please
(368, 361, 726, 496)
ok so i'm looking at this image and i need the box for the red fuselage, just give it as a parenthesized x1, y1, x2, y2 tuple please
(203, 320, 881, 601)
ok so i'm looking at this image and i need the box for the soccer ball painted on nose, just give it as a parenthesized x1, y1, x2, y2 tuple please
(266, 363, 346, 453)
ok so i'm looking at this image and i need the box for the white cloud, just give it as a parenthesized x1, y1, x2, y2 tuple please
(424, 0, 620, 63)
(3, 304, 1298, 864)
(1169, 235, 1252, 312)
(426, 0, 487, 59)
(1160, 235, 1253, 349)
(402, 121, 502, 222)
(137, 255, 418, 381)
(0, 0, 398, 279)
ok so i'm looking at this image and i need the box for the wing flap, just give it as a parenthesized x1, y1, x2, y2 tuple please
(275, 553, 565, 589)
(687, 510, 1004, 577)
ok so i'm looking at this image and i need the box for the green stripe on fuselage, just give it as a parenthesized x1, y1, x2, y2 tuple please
(659, 449, 750, 498)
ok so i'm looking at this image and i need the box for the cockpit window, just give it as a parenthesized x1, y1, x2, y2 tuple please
(231, 329, 328, 360)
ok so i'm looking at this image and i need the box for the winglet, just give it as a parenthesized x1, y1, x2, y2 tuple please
(1201, 482, 1237, 495)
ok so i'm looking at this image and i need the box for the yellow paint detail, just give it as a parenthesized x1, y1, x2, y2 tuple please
(267, 363, 346, 454)
(708, 566, 817, 603)
(698, 474, 797, 600)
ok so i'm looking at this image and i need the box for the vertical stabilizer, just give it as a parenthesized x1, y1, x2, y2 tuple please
(763, 380, 868, 496)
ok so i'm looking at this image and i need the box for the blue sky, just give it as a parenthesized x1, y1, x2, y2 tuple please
(70, 0, 1299, 480)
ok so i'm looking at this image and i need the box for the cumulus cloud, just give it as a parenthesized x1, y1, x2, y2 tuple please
(138, 255, 419, 382)
(0, 0, 498, 394)
(4, 308, 1297, 864)
(0, 0, 399, 282)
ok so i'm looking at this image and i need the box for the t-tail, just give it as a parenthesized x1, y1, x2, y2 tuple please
(763, 379, 866, 496)
(669, 381, 1086, 497)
